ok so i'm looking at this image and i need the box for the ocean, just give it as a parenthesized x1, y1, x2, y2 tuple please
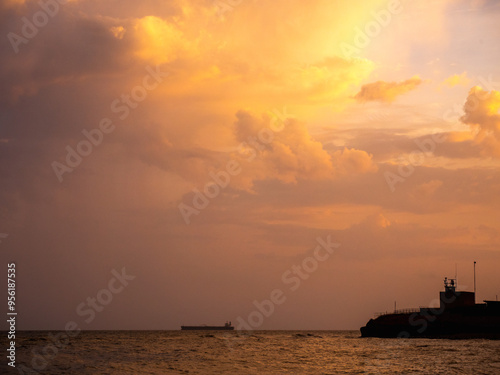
(3, 330, 500, 374)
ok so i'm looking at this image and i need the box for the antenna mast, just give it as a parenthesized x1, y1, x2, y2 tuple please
(473, 261, 477, 303)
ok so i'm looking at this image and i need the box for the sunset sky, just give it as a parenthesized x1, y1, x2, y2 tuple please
(1, 0, 500, 330)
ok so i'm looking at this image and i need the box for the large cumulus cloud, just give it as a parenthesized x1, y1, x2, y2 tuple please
(460, 86, 500, 156)
(228, 110, 377, 191)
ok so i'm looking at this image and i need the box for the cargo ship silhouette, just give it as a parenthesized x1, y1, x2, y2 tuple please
(181, 321, 234, 331)
(361, 275, 500, 339)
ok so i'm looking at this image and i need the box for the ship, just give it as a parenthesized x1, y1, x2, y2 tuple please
(360, 276, 500, 339)
(181, 321, 234, 331)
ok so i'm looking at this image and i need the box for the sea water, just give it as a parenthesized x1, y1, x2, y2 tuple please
(2, 330, 500, 374)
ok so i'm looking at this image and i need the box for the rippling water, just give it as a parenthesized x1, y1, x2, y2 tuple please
(3, 330, 500, 374)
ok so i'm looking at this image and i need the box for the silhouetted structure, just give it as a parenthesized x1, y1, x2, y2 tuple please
(360, 277, 500, 339)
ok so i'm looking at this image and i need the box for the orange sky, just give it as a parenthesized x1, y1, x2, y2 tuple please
(1, 0, 500, 330)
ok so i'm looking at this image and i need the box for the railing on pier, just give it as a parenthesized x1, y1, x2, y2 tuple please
(374, 308, 421, 317)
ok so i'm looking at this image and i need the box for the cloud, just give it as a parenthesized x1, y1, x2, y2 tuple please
(228, 111, 378, 191)
(357, 213, 391, 230)
(461, 86, 500, 133)
(354, 76, 423, 103)
(331, 148, 379, 175)
(0, 5, 135, 103)
(3, 0, 27, 8)
(133, 16, 189, 64)
(460, 86, 500, 156)
(231, 110, 334, 189)
(411, 180, 443, 199)
(442, 72, 471, 87)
